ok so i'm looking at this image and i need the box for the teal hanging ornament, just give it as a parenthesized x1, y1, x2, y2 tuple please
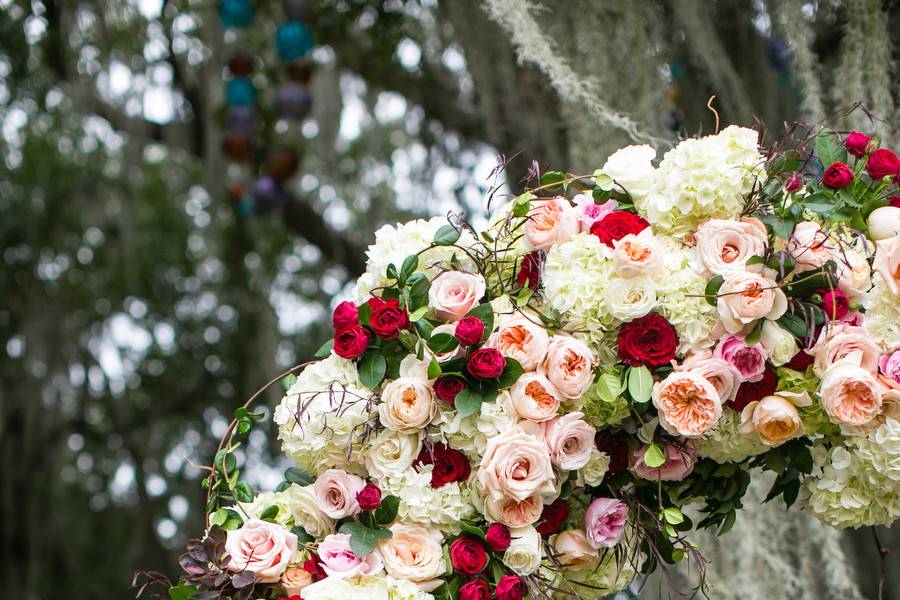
(218, 0, 254, 28)
(276, 21, 313, 61)
(226, 78, 256, 107)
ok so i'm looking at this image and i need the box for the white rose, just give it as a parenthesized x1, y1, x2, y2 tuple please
(365, 430, 422, 480)
(603, 277, 657, 321)
(301, 577, 355, 600)
(612, 229, 662, 278)
(601, 145, 656, 199)
(284, 484, 335, 539)
(580, 448, 611, 487)
(379, 377, 437, 433)
(503, 525, 543, 575)
(759, 320, 799, 367)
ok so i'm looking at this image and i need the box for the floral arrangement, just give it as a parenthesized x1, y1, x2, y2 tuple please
(154, 122, 900, 600)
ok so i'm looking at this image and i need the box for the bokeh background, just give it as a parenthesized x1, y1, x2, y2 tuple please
(2, 1, 899, 598)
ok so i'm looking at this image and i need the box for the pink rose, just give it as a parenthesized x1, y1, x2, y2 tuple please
(680, 351, 742, 404)
(478, 426, 555, 502)
(317, 533, 383, 578)
(543, 412, 596, 470)
(524, 196, 579, 250)
(787, 221, 834, 272)
(509, 372, 563, 422)
(611, 229, 662, 278)
(694, 218, 767, 276)
(873, 235, 900, 296)
(540, 335, 595, 399)
(713, 335, 768, 382)
(224, 519, 297, 583)
(652, 371, 723, 437)
(483, 494, 544, 528)
(812, 324, 881, 377)
(583, 498, 627, 549)
(553, 529, 599, 570)
(574, 195, 618, 233)
(879, 351, 900, 384)
(630, 442, 697, 481)
(313, 469, 366, 519)
(428, 271, 486, 322)
(820, 358, 884, 426)
(491, 315, 550, 370)
(716, 271, 788, 334)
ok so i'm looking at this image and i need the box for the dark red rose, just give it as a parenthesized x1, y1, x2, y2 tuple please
(845, 131, 871, 158)
(485, 523, 512, 552)
(495, 575, 527, 600)
(433, 376, 466, 405)
(731, 364, 778, 411)
(889, 195, 900, 208)
(369, 298, 409, 339)
(787, 349, 814, 371)
(535, 497, 569, 536)
(596, 430, 630, 474)
(449, 536, 489, 575)
(367, 296, 388, 311)
(414, 443, 471, 488)
(356, 483, 382, 511)
(332, 300, 358, 330)
(867, 148, 900, 181)
(617, 313, 678, 368)
(784, 172, 803, 192)
(303, 553, 326, 581)
(455, 316, 485, 346)
(517, 251, 544, 289)
(333, 325, 370, 359)
(590, 210, 650, 248)
(467, 347, 506, 379)
(817, 288, 849, 320)
(822, 162, 854, 189)
(277, 596, 301, 600)
(458, 578, 491, 600)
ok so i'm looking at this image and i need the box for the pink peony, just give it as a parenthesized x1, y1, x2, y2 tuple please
(713, 335, 768, 382)
(583, 498, 628, 549)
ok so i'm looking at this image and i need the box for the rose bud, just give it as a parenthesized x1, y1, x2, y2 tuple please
(845, 131, 871, 158)
(495, 575, 527, 600)
(331, 300, 358, 330)
(449, 536, 489, 575)
(867, 148, 900, 182)
(333, 325, 370, 359)
(458, 578, 490, 600)
(822, 162, 854, 189)
(433, 375, 466, 405)
(466, 347, 506, 379)
(369, 298, 410, 339)
(455, 316, 486, 346)
(485, 523, 512, 552)
(517, 251, 543, 289)
(784, 171, 803, 192)
(355, 483, 382, 511)
(535, 497, 569, 536)
(816, 288, 849, 320)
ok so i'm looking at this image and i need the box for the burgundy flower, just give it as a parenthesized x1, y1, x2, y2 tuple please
(787, 350, 814, 371)
(356, 483, 382, 511)
(617, 313, 678, 368)
(495, 575, 527, 600)
(455, 316, 485, 346)
(535, 497, 569, 536)
(517, 251, 544, 289)
(731, 364, 778, 411)
(333, 325, 370, 359)
(414, 443, 471, 488)
(784, 172, 803, 192)
(303, 553, 326, 581)
(433, 376, 466, 405)
(817, 288, 849, 320)
(822, 162, 854, 189)
(332, 301, 358, 330)
(889, 195, 900, 209)
(369, 298, 409, 339)
(466, 347, 506, 379)
(485, 523, 512, 552)
(845, 131, 871, 158)
(590, 210, 650, 248)
(867, 148, 900, 182)
(596, 430, 631, 474)
(449, 536, 489, 575)
(458, 578, 490, 600)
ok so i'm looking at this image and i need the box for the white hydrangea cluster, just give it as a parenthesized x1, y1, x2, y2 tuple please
(302, 574, 434, 600)
(693, 409, 768, 463)
(430, 396, 518, 461)
(273, 354, 373, 476)
(863, 274, 900, 349)
(635, 126, 764, 238)
(377, 468, 476, 534)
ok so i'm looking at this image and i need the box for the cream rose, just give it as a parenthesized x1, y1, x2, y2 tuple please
(284, 484, 335, 539)
(300, 577, 355, 600)
(524, 196, 579, 250)
(483, 493, 544, 528)
(652, 371, 723, 437)
(428, 271, 486, 322)
(759, 320, 799, 366)
(601, 144, 657, 199)
(612, 229, 662, 278)
(819, 358, 884, 427)
(787, 221, 834, 272)
(313, 469, 365, 519)
(224, 519, 297, 583)
(579, 448, 611, 487)
(364, 430, 421, 480)
(509, 372, 563, 422)
(492, 315, 550, 370)
(812, 324, 881, 377)
(540, 335, 595, 399)
(716, 271, 787, 334)
(603, 277, 657, 322)
(502, 526, 543, 575)
(694, 218, 767, 276)
(377, 523, 446, 591)
(282, 565, 314, 596)
(478, 425, 555, 502)
(873, 235, 900, 296)
(543, 412, 596, 470)
(553, 529, 599, 570)
(378, 377, 437, 433)
(834, 244, 873, 302)
(740, 393, 808, 446)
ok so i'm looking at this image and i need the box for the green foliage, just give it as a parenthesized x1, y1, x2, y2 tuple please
(433, 224, 461, 246)
(359, 351, 388, 389)
(338, 521, 393, 557)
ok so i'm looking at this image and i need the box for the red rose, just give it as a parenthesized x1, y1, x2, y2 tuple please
(817, 288, 849, 320)
(333, 325, 370, 359)
(495, 575, 527, 600)
(822, 162, 853, 189)
(367, 296, 388, 310)
(784, 172, 803, 192)
(889, 195, 900, 208)
(467, 347, 506, 379)
(596, 430, 630, 474)
(617, 313, 678, 368)
(845, 131, 871, 158)
(277, 596, 301, 600)
(458, 578, 490, 600)
(332, 300, 358, 330)
(455, 316, 485, 346)
(485, 523, 512, 552)
(414, 443, 472, 488)
(356, 483, 382, 511)
(369, 298, 409, 339)
(731, 364, 778, 411)
(303, 553, 326, 581)
(590, 210, 650, 248)
(867, 148, 900, 182)
(787, 349, 814, 371)
(433, 376, 466, 405)
(535, 497, 569, 536)
(449, 536, 489, 575)
(517, 251, 543, 289)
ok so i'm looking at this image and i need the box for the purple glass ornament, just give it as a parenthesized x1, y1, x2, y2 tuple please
(228, 106, 256, 136)
(252, 176, 290, 213)
(282, 0, 310, 21)
(275, 82, 312, 120)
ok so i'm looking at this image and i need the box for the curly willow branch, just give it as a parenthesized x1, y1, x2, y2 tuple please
(481, 0, 666, 147)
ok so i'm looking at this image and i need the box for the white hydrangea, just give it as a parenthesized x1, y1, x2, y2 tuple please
(557, 548, 636, 596)
(656, 236, 718, 355)
(430, 394, 518, 461)
(863, 274, 900, 349)
(693, 409, 768, 463)
(303, 576, 432, 600)
(353, 216, 477, 301)
(636, 126, 764, 238)
(273, 354, 374, 476)
(378, 468, 476, 534)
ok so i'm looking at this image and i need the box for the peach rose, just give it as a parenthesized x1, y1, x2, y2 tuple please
(378, 377, 437, 433)
(282, 565, 314, 595)
(224, 519, 297, 583)
(509, 373, 563, 422)
(428, 271, 486, 322)
(543, 412, 596, 470)
(317, 533, 384, 578)
(787, 221, 834, 272)
(652, 371, 723, 437)
(694, 218, 767, 276)
(680, 352, 741, 404)
(483, 493, 544, 528)
(377, 523, 446, 592)
(716, 271, 787, 334)
(812, 324, 881, 377)
(478, 425, 556, 502)
(833, 245, 873, 302)
(553, 529, 599, 570)
(612, 229, 662, 278)
(313, 469, 365, 519)
(524, 196, 579, 250)
(491, 315, 550, 370)
(819, 358, 884, 427)
(540, 335, 595, 399)
(873, 234, 900, 296)
(739, 392, 809, 446)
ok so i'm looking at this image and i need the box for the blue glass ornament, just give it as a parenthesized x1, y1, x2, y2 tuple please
(226, 78, 256, 107)
(218, 0, 254, 28)
(276, 21, 313, 61)
(237, 194, 255, 218)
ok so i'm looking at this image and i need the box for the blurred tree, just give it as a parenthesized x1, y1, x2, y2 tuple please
(0, 1, 898, 599)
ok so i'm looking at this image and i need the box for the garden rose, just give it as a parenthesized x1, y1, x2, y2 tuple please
(524, 196, 579, 250)
(787, 221, 834, 272)
(845, 131, 871, 157)
(819, 358, 884, 426)
(713, 334, 768, 382)
(822, 162, 854, 188)
(866, 148, 900, 181)
(833, 247, 872, 302)
(331, 301, 358, 330)
(590, 210, 651, 248)
(759, 320, 799, 366)
(575, 194, 618, 232)
(282, 565, 314, 595)
(612, 228, 662, 277)
(449, 536, 489, 575)
(553, 529, 598, 570)
(478, 426, 555, 502)
(502, 526, 542, 575)
(812, 324, 881, 376)
(225, 519, 298, 583)
(364, 430, 420, 480)
(377, 523, 446, 591)
(543, 412, 596, 470)
(653, 371, 723, 437)
(379, 377, 437, 432)
(603, 276, 657, 321)
(880, 351, 900, 384)
(316, 533, 383, 578)
(313, 469, 365, 519)
(495, 575, 527, 600)
(433, 375, 466, 404)
(333, 325, 370, 359)
(485, 523, 512, 552)
(601, 144, 657, 199)
(492, 315, 550, 370)
(483, 494, 544, 528)
(298, 576, 353, 600)
(583, 498, 627, 549)
(510, 372, 563, 422)
(681, 352, 742, 404)
(458, 578, 491, 600)
(817, 287, 850, 320)
(467, 347, 507, 379)
(868, 206, 900, 240)
(540, 335, 595, 399)
(369, 298, 409, 339)
(630, 442, 697, 481)
(739, 393, 807, 446)
(617, 313, 678, 367)
(356, 483, 382, 511)
(414, 442, 471, 488)
(716, 271, 787, 334)
(428, 271, 486, 322)
(455, 316, 486, 346)
(873, 235, 900, 295)
(535, 497, 569, 536)
(694, 218, 767, 276)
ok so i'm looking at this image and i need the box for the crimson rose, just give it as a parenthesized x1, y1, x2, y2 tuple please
(889, 195, 900, 208)
(590, 210, 650, 248)
(355, 483, 382, 510)
(845, 131, 871, 158)
(787, 349, 814, 371)
(517, 251, 543, 289)
(867, 148, 900, 181)
(303, 553, 326, 581)
(455, 316, 485, 346)
(449, 536, 489, 575)
(731, 364, 778, 411)
(467, 347, 506, 379)
(784, 172, 803, 192)
(333, 325, 370, 359)
(485, 523, 512, 552)
(495, 575, 527, 600)
(414, 443, 471, 488)
(535, 497, 569, 536)
(331, 300, 358, 330)
(617, 313, 678, 368)
(369, 298, 409, 339)
(433, 376, 466, 405)
(458, 578, 490, 600)
(822, 162, 853, 189)
(817, 288, 849, 320)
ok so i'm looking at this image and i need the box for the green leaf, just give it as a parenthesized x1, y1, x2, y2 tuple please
(281, 373, 297, 391)
(427, 332, 458, 354)
(314, 338, 334, 358)
(465, 303, 494, 342)
(744, 322, 762, 346)
(662, 507, 684, 525)
(209, 508, 228, 527)
(771, 218, 796, 241)
(458, 523, 487, 540)
(400, 255, 419, 281)
(496, 357, 524, 389)
(454, 388, 484, 417)
(643, 444, 666, 468)
(512, 192, 533, 218)
(434, 224, 461, 246)
(515, 286, 533, 308)
(815, 132, 847, 168)
(627, 365, 653, 403)
(234, 481, 254, 503)
(704, 274, 725, 306)
(427, 358, 442, 380)
(291, 525, 314, 544)
(259, 505, 279, 521)
(592, 169, 614, 191)
(168, 584, 199, 600)
(373, 494, 400, 525)
(539, 170, 566, 187)
(339, 521, 392, 557)
(408, 305, 429, 322)
(777, 313, 808, 339)
(594, 369, 625, 403)
(284, 467, 315, 486)
(359, 352, 387, 389)
(237, 417, 252, 436)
